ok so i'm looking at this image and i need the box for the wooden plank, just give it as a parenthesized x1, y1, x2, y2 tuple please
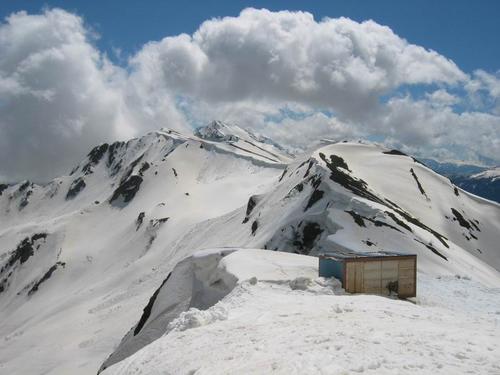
(399, 259, 415, 269)
(363, 260, 381, 294)
(355, 262, 364, 293)
(364, 261, 382, 271)
(398, 258, 416, 297)
(345, 262, 356, 293)
(381, 260, 399, 279)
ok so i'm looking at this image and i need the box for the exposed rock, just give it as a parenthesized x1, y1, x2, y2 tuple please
(242, 196, 258, 223)
(138, 162, 150, 176)
(410, 168, 428, 198)
(66, 177, 86, 200)
(251, 220, 258, 235)
(304, 189, 324, 211)
(136, 212, 145, 230)
(110, 176, 143, 206)
(383, 149, 408, 156)
(82, 144, 109, 175)
(0, 184, 8, 196)
(28, 262, 66, 296)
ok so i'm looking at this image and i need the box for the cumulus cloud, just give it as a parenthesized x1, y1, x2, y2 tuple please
(0, 9, 188, 182)
(132, 8, 466, 122)
(0, 7, 498, 182)
(466, 70, 500, 114)
(425, 89, 460, 108)
(376, 96, 500, 163)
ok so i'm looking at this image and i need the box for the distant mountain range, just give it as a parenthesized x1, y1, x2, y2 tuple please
(420, 158, 500, 203)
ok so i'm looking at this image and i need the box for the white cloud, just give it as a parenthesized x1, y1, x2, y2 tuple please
(467, 70, 500, 114)
(132, 8, 466, 122)
(0, 7, 498, 182)
(0, 9, 188, 182)
(425, 89, 460, 107)
(377, 96, 500, 163)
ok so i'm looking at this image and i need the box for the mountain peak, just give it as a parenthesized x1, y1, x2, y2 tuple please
(194, 120, 244, 142)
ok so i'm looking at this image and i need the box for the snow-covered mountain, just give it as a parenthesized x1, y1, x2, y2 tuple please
(452, 167, 500, 203)
(1, 122, 499, 374)
(420, 158, 500, 203)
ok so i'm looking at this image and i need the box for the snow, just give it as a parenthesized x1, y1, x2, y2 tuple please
(471, 167, 500, 181)
(1, 123, 499, 374)
(103, 249, 500, 375)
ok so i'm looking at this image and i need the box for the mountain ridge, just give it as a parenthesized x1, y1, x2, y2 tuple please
(0, 121, 499, 374)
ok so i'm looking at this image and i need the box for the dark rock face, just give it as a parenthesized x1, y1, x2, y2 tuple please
(346, 210, 366, 227)
(0, 233, 48, 294)
(134, 273, 172, 336)
(242, 196, 258, 223)
(109, 175, 143, 206)
(120, 154, 145, 184)
(66, 177, 86, 200)
(28, 262, 66, 296)
(450, 208, 480, 241)
(297, 222, 323, 254)
(82, 144, 109, 175)
(415, 239, 448, 260)
(278, 168, 287, 182)
(107, 141, 126, 176)
(303, 160, 315, 178)
(2, 233, 47, 270)
(136, 212, 145, 230)
(410, 168, 428, 198)
(451, 208, 472, 230)
(251, 220, 258, 235)
(19, 189, 32, 210)
(319, 153, 386, 207)
(138, 162, 150, 176)
(0, 184, 8, 196)
(285, 183, 304, 199)
(383, 149, 408, 156)
(304, 189, 324, 211)
(345, 210, 402, 233)
(385, 211, 412, 232)
(266, 220, 325, 255)
(18, 181, 30, 192)
(15, 181, 33, 210)
(329, 154, 351, 171)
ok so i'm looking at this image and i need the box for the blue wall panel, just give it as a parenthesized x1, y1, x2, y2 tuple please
(319, 258, 344, 281)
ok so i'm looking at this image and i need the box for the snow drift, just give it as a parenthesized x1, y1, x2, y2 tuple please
(102, 249, 500, 375)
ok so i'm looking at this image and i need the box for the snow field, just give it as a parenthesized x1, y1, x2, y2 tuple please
(104, 250, 500, 375)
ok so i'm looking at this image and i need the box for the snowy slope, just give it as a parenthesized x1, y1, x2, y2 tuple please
(472, 167, 500, 181)
(103, 249, 500, 375)
(0, 124, 499, 374)
(0, 123, 288, 375)
(168, 143, 500, 285)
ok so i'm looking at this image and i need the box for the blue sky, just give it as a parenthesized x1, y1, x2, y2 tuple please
(1, 0, 499, 73)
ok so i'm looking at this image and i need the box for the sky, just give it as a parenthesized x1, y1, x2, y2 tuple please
(0, 1, 499, 182)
